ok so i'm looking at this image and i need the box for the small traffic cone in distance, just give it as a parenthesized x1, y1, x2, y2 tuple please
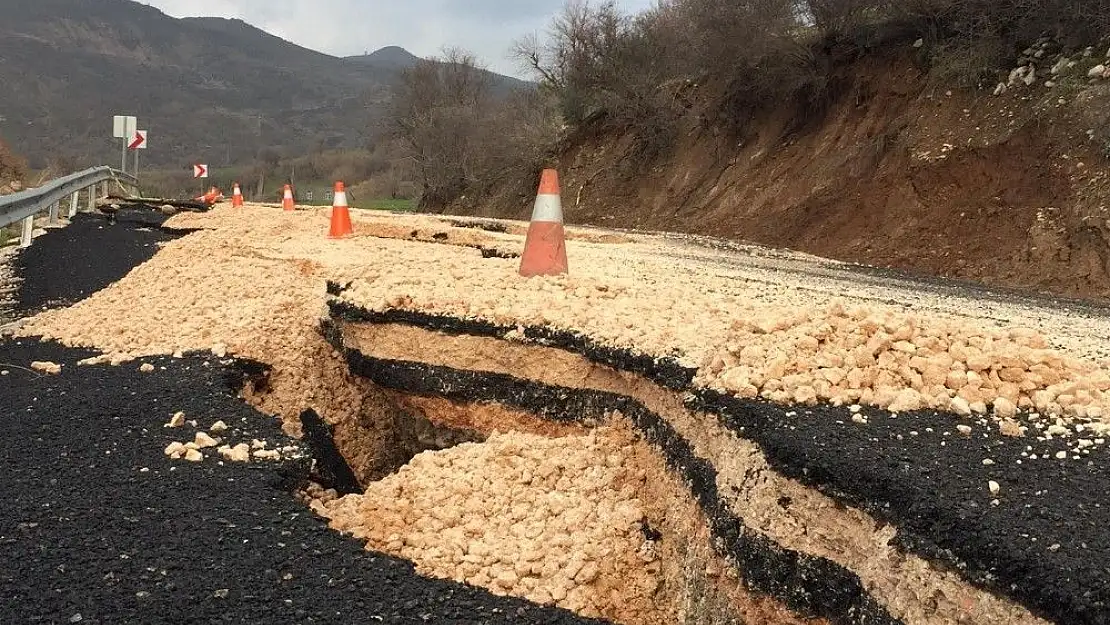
(328, 181, 353, 238)
(202, 186, 221, 206)
(282, 184, 295, 211)
(232, 182, 243, 207)
(519, 168, 569, 277)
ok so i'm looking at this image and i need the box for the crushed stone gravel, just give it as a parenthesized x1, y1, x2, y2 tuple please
(12, 206, 1106, 432)
(17, 205, 1110, 438)
(318, 428, 661, 624)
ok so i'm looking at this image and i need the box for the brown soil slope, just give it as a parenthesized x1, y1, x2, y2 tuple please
(446, 51, 1110, 301)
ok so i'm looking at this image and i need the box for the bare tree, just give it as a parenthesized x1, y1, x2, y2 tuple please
(805, 0, 883, 38)
(511, 0, 631, 123)
(508, 0, 817, 158)
(391, 48, 501, 208)
(893, 0, 1110, 45)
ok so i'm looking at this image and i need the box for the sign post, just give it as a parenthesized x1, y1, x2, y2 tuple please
(194, 163, 208, 198)
(112, 115, 137, 173)
(128, 130, 147, 179)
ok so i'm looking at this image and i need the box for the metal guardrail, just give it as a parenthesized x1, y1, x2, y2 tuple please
(1, 166, 138, 247)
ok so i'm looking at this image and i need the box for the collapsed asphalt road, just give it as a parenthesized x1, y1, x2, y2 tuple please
(0, 211, 603, 625)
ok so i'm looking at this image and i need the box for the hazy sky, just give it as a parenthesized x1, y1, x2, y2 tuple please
(140, 0, 657, 77)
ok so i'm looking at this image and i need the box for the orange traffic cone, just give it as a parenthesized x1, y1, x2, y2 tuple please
(231, 182, 243, 207)
(196, 186, 222, 206)
(282, 184, 295, 211)
(519, 169, 568, 277)
(328, 181, 353, 238)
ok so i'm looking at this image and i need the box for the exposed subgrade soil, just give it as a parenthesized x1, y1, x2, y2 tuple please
(316, 341, 883, 625)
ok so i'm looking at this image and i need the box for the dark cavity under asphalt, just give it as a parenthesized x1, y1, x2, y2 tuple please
(0, 210, 603, 624)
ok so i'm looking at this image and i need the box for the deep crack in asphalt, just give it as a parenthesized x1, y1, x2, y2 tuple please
(0, 210, 605, 625)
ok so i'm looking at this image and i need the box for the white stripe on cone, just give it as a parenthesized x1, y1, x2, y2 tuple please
(531, 193, 563, 223)
(334, 191, 347, 206)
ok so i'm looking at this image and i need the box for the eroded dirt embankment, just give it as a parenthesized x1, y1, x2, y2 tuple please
(443, 53, 1110, 301)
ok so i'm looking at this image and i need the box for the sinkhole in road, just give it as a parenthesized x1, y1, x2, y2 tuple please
(265, 343, 768, 625)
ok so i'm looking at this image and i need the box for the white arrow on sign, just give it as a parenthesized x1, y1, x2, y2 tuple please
(128, 130, 147, 150)
(193, 164, 208, 178)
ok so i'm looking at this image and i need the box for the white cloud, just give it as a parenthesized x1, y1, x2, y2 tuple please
(139, 0, 658, 77)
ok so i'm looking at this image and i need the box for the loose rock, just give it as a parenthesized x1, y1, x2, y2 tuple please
(218, 443, 251, 463)
(317, 429, 656, 622)
(164, 442, 185, 459)
(30, 360, 61, 374)
(194, 432, 219, 449)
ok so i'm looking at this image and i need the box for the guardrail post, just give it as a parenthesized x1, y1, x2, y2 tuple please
(68, 191, 79, 218)
(87, 185, 96, 212)
(20, 215, 33, 248)
(48, 201, 59, 225)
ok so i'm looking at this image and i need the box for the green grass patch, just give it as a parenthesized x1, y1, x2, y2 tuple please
(2, 223, 20, 246)
(277, 184, 416, 212)
(358, 198, 418, 212)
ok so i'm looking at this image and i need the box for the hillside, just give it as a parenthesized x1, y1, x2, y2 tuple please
(345, 47, 531, 96)
(447, 47, 1110, 300)
(0, 137, 26, 194)
(434, 3, 1110, 303)
(0, 0, 523, 170)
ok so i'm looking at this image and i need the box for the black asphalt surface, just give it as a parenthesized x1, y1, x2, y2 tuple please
(7, 211, 183, 318)
(11, 207, 1107, 624)
(1, 211, 605, 625)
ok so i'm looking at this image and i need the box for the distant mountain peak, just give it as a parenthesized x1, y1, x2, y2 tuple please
(346, 46, 421, 69)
